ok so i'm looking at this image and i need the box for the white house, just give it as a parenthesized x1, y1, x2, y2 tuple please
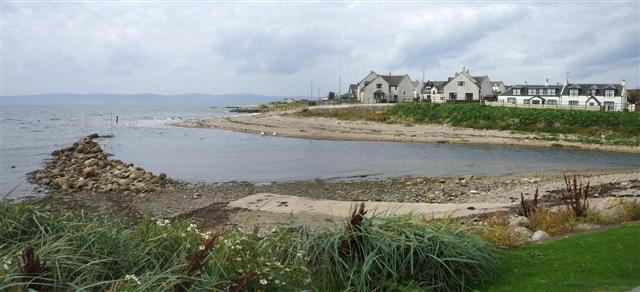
(560, 81, 628, 111)
(356, 71, 416, 103)
(442, 69, 494, 102)
(497, 79, 628, 111)
(491, 81, 507, 95)
(497, 80, 563, 105)
(421, 80, 447, 103)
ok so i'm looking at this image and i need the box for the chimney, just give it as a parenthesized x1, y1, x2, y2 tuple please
(524, 80, 527, 85)
(545, 78, 549, 87)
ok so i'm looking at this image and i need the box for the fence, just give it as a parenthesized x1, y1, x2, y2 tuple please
(485, 101, 633, 112)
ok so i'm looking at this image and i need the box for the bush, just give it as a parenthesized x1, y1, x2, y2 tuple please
(473, 216, 524, 249)
(620, 200, 640, 222)
(527, 205, 577, 235)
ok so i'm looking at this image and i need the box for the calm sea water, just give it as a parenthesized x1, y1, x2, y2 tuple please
(2, 104, 640, 200)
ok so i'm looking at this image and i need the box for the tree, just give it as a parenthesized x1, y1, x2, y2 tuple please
(627, 89, 640, 104)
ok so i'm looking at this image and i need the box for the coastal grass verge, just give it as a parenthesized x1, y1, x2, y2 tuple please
(296, 103, 640, 146)
(0, 201, 500, 291)
(486, 222, 640, 291)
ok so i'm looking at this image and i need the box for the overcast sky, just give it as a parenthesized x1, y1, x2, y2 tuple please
(1, 1, 639, 96)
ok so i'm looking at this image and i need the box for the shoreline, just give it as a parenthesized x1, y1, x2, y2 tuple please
(177, 112, 640, 154)
(34, 167, 640, 230)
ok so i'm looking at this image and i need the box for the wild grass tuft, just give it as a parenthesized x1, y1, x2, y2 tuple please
(0, 201, 500, 291)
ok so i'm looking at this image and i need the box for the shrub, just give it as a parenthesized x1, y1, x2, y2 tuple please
(363, 112, 386, 122)
(527, 205, 577, 235)
(473, 216, 524, 249)
(519, 188, 539, 217)
(562, 175, 593, 218)
(620, 200, 640, 222)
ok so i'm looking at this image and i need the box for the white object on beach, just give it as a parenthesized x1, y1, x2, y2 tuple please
(260, 131, 265, 136)
(272, 132, 277, 136)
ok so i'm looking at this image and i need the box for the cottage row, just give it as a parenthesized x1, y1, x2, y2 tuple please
(348, 69, 631, 111)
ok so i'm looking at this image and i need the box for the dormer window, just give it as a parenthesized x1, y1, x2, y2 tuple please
(569, 89, 579, 96)
(548, 88, 556, 95)
(590, 89, 597, 96)
(605, 90, 615, 97)
(513, 88, 521, 95)
(528, 89, 537, 95)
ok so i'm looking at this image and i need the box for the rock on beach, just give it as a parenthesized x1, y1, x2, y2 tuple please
(30, 134, 180, 194)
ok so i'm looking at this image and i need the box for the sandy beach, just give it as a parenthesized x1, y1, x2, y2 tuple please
(178, 108, 640, 154)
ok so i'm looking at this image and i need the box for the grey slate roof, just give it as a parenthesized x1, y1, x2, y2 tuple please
(499, 84, 563, 97)
(380, 75, 405, 87)
(561, 83, 623, 96)
(422, 81, 447, 93)
(472, 76, 488, 84)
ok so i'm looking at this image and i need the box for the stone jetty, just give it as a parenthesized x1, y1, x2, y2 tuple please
(30, 134, 180, 194)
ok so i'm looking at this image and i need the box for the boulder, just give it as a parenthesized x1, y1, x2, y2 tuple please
(595, 198, 622, 211)
(531, 230, 551, 241)
(600, 205, 625, 221)
(512, 226, 533, 239)
(508, 215, 529, 227)
(81, 167, 95, 177)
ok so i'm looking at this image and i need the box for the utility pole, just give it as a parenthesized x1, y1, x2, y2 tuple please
(338, 74, 342, 104)
(422, 66, 425, 83)
(310, 81, 313, 99)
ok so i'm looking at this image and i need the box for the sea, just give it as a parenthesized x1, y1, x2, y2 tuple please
(2, 99, 640, 200)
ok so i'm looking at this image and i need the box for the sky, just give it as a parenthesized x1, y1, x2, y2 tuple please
(1, 1, 639, 97)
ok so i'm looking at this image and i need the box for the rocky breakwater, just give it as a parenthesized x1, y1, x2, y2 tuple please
(30, 134, 181, 195)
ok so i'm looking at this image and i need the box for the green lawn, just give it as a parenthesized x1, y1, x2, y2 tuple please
(487, 223, 640, 291)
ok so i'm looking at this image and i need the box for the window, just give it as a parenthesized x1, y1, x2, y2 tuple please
(507, 97, 517, 104)
(376, 83, 382, 89)
(513, 88, 521, 95)
(531, 99, 541, 105)
(569, 89, 579, 96)
(604, 101, 615, 111)
(440, 96, 445, 100)
(569, 100, 579, 106)
(605, 90, 615, 97)
(590, 89, 597, 96)
(458, 81, 465, 86)
(465, 93, 474, 100)
(523, 99, 530, 104)
(449, 92, 457, 100)
(588, 102, 595, 106)
(547, 100, 558, 105)
(548, 88, 555, 95)
(528, 89, 537, 95)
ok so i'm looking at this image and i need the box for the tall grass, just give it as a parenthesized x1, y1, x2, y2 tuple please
(0, 201, 500, 291)
(385, 103, 640, 146)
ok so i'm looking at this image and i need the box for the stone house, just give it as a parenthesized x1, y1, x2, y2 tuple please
(356, 71, 416, 103)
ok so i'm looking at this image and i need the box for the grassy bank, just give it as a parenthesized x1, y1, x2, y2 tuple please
(488, 222, 640, 291)
(299, 103, 640, 146)
(0, 201, 499, 291)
